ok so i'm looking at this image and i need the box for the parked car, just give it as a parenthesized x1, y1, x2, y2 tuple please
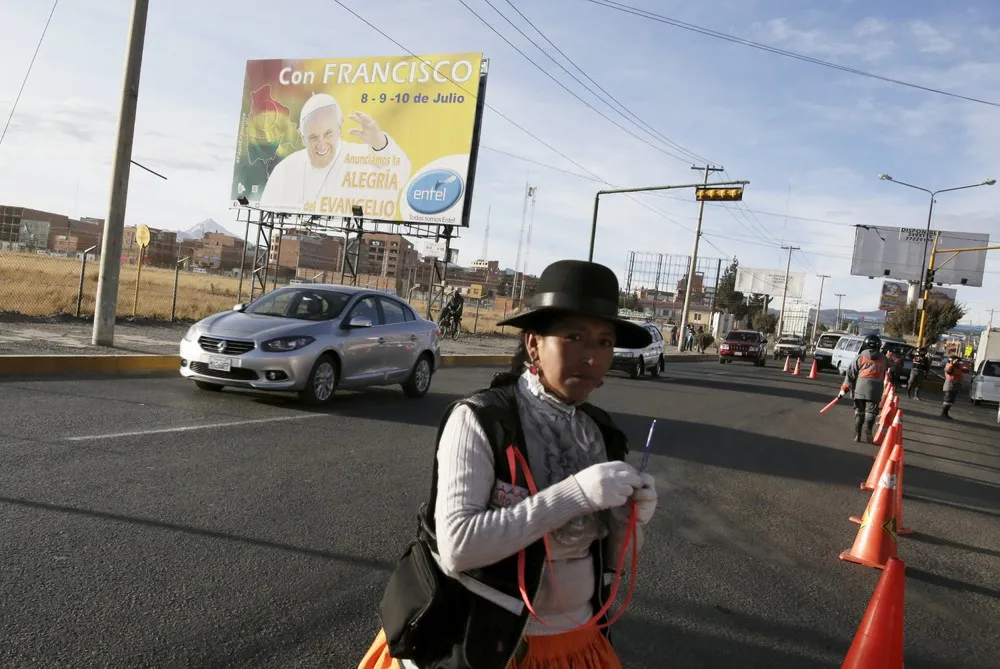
(970, 359, 1000, 405)
(718, 330, 768, 366)
(179, 285, 441, 404)
(773, 334, 806, 361)
(812, 331, 845, 371)
(611, 321, 666, 379)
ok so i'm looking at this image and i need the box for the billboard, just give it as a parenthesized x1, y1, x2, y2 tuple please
(230, 53, 487, 226)
(850, 225, 989, 287)
(928, 286, 957, 303)
(878, 280, 907, 311)
(734, 266, 804, 299)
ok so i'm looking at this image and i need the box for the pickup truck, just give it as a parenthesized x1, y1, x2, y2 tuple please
(773, 334, 807, 361)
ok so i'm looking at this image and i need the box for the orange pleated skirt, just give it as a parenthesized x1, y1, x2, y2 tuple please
(359, 627, 622, 668)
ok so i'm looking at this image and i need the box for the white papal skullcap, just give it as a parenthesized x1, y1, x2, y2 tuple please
(299, 93, 343, 129)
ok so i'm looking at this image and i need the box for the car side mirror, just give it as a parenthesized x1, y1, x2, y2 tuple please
(233, 303, 246, 312)
(347, 315, 373, 329)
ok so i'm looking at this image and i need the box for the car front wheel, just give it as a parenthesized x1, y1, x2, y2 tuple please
(299, 354, 338, 406)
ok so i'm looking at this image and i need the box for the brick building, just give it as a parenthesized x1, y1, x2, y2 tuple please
(199, 232, 246, 272)
(122, 225, 180, 266)
(269, 231, 344, 275)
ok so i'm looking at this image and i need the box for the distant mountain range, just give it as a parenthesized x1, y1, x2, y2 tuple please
(176, 218, 242, 241)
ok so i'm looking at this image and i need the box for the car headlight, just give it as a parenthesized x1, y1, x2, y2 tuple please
(262, 336, 315, 352)
(183, 326, 198, 342)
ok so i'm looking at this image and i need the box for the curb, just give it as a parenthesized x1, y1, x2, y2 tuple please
(0, 352, 718, 378)
(0, 355, 181, 377)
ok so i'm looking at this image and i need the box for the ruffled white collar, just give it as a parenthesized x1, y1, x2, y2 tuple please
(518, 368, 576, 417)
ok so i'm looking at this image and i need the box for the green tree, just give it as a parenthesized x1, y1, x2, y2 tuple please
(619, 290, 641, 311)
(714, 258, 746, 317)
(884, 299, 966, 343)
(752, 311, 779, 334)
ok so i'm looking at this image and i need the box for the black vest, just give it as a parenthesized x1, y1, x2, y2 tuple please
(418, 372, 630, 669)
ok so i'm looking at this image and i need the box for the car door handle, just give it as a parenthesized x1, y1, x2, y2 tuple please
(377, 337, 386, 345)
(410, 334, 419, 341)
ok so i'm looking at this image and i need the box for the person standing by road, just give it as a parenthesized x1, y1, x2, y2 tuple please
(941, 354, 964, 420)
(907, 346, 931, 400)
(360, 260, 659, 669)
(840, 334, 888, 443)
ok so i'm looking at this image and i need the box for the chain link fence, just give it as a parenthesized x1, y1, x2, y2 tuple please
(0, 244, 513, 333)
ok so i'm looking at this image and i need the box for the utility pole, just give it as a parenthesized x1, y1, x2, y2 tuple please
(810, 274, 830, 343)
(677, 164, 724, 351)
(511, 181, 532, 306)
(776, 246, 799, 338)
(835, 293, 846, 330)
(92, 0, 149, 346)
(519, 187, 538, 302)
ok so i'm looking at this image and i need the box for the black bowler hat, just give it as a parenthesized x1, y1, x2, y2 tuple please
(498, 260, 653, 349)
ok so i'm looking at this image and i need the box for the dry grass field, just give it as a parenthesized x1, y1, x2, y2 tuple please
(0, 251, 510, 332)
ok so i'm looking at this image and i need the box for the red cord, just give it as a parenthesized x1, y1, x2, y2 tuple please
(507, 446, 639, 632)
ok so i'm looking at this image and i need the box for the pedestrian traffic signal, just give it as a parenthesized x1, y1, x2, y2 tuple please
(695, 186, 744, 201)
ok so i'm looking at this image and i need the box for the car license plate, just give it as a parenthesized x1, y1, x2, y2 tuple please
(734, 352, 742, 356)
(209, 356, 232, 372)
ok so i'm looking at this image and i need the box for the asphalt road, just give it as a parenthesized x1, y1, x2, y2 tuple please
(1, 363, 998, 668)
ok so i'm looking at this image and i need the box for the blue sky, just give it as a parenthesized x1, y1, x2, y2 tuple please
(1, 0, 998, 324)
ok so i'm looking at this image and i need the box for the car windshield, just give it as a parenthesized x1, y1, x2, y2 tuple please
(726, 332, 758, 342)
(817, 334, 841, 348)
(245, 288, 351, 321)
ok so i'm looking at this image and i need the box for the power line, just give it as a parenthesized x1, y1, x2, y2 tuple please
(455, 0, 694, 163)
(0, 0, 60, 148)
(585, 0, 1000, 108)
(329, 1, 699, 244)
(497, 0, 711, 164)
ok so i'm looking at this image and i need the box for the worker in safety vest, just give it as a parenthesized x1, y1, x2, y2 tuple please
(906, 346, 931, 400)
(941, 355, 964, 420)
(840, 334, 888, 442)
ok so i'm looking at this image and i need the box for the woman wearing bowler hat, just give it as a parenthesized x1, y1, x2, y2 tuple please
(361, 260, 660, 669)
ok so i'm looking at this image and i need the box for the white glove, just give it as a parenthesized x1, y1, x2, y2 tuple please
(612, 472, 658, 524)
(573, 461, 641, 511)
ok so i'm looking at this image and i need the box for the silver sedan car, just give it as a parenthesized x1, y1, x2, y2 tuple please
(179, 285, 442, 404)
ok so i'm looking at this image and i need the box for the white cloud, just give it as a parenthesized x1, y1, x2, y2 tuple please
(909, 20, 955, 54)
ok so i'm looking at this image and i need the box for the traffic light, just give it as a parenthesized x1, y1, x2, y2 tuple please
(695, 186, 744, 201)
(924, 268, 936, 292)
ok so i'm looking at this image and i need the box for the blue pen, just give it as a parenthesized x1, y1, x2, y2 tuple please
(639, 419, 657, 473)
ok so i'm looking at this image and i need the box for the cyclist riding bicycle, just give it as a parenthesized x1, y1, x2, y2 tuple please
(438, 288, 464, 333)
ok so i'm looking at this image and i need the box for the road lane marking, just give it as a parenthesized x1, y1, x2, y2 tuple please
(64, 414, 326, 441)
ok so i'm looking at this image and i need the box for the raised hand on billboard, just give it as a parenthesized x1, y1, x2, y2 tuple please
(347, 111, 388, 151)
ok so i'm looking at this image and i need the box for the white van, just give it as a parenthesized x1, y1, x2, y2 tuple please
(813, 331, 846, 371)
(831, 334, 865, 374)
(969, 359, 1000, 405)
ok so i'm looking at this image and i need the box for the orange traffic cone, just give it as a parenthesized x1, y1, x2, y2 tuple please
(840, 458, 898, 570)
(872, 396, 898, 446)
(895, 432, 913, 536)
(841, 557, 905, 669)
(783, 355, 790, 372)
(808, 359, 819, 379)
(858, 412, 901, 493)
(793, 357, 802, 376)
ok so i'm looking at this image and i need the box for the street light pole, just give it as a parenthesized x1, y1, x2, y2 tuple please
(877, 173, 996, 334)
(92, 0, 150, 346)
(834, 293, 845, 330)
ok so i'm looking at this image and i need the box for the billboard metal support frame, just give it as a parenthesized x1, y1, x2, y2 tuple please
(426, 227, 454, 321)
(340, 215, 364, 286)
(917, 234, 1000, 347)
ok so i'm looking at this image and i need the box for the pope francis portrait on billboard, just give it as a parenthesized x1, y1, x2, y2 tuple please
(257, 93, 411, 217)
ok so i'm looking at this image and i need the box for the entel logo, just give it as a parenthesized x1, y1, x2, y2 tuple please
(406, 169, 464, 215)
